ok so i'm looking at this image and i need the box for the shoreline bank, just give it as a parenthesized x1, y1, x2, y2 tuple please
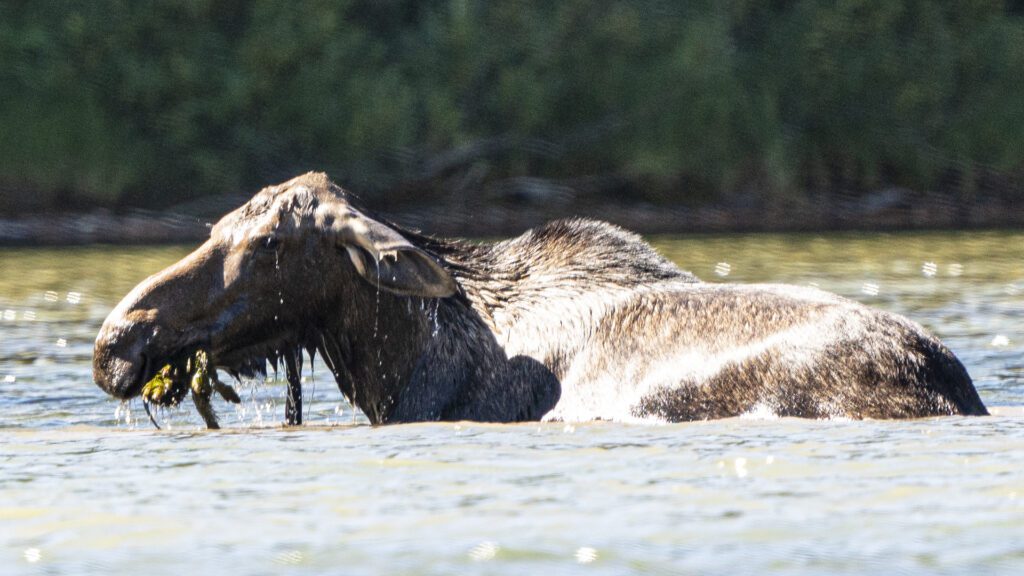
(2, 196, 1022, 246)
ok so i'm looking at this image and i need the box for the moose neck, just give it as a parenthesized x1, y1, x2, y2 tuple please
(317, 279, 460, 424)
(313, 232, 538, 424)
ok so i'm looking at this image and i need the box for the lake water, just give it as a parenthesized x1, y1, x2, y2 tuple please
(2, 231, 1023, 575)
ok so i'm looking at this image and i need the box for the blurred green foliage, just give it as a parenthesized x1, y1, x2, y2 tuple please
(1, 0, 1022, 212)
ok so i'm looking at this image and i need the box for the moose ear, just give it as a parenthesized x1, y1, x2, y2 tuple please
(327, 209, 457, 299)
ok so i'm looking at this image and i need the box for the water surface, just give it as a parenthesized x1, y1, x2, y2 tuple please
(2, 231, 1023, 574)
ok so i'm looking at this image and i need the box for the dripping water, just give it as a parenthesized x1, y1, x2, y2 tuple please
(372, 258, 381, 340)
(429, 299, 440, 338)
(415, 297, 441, 339)
(306, 350, 315, 423)
(115, 400, 139, 428)
(373, 259, 384, 391)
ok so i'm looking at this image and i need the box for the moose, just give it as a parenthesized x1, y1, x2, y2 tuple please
(93, 172, 987, 424)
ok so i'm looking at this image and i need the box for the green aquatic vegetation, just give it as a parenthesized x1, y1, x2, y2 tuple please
(141, 350, 240, 430)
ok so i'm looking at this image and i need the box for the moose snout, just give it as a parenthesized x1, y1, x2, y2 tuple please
(92, 310, 160, 399)
(93, 243, 216, 399)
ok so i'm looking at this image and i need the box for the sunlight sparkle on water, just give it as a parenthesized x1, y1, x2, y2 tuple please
(469, 541, 499, 561)
(575, 547, 598, 564)
(991, 335, 1011, 347)
(274, 550, 304, 565)
(734, 457, 749, 478)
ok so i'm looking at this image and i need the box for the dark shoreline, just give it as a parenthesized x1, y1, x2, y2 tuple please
(2, 196, 1022, 246)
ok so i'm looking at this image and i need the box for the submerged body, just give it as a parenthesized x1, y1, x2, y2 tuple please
(349, 223, 984, 422)
(93, 173, 987, 423)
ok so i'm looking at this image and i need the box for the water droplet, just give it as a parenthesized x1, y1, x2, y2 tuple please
(575, 547, 598, 564)
(948, 263, 963, 277)
(4, 375, 15, 383)
(426, 299, 441, 338)
(43, 291, 59, 302)
(861, 283, 880, 296)
(66, 291, 82, 304)
(921, 262, 938, 277)
(2, 309, 15, 321)
(55, 338, 67, 348)
(372, 260, 381, 340)
(714, 262, 731, 277)
(22, 310, 36, 321)
(469, 541, 499, 561)
(114, 401, 139, 427)
(23, 548, 41, 563)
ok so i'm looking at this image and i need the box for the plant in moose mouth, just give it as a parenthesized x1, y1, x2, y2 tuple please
(141, 349, 241, 429)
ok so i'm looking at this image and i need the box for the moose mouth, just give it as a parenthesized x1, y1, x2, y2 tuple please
(96, 303, 335, 407)
(115, 333, 309, 402)
(148, 343, 308, 393)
